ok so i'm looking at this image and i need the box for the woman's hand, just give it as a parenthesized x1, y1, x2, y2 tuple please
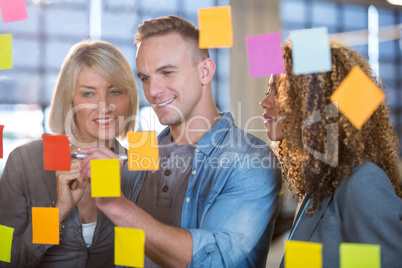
(78, 147, 125, 185)
(55, 159, 87, 222)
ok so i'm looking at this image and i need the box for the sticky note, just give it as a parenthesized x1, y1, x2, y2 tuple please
(42, 134, 71, 171)
(330, 66, 384, 129)
(91, 158, 121, 197)
(0, 224, 14, 263)
(32, 207, 59, 244)
(0, 34, 13, 70)
(0, 125, 4, 158)
(0, 0, 28, 23)
(340, 243, 380, 268)
(127, 131, 159, 171)
(246, 32, 285, 77)
(285, 240, 322, 268)
(198, 6, 233, 48)
(290, 27, 331, 74)
(115, 227, 145, 267)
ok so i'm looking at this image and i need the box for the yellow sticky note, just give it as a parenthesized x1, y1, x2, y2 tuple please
(0, 34, 13, 70)
(127, 131, 159, 171)
(91, 158, 121, 197)
(285, 240, 322, 268)
(330, 66, 384, 129)
(32, 207, 59, 245)
(0, 224, 14, 263)
(115, 227, 145, 267)
(198, 6, 233, 48)
(340, 243, 380, 268)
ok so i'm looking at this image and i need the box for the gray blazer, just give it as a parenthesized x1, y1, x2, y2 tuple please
(281, 162, 402, 268)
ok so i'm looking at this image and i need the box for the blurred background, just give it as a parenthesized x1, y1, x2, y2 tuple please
(1, 0, 402, 267)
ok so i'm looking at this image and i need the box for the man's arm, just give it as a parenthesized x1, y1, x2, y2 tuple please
(79, 147, 193, 267)
(96, 195, 193, 267)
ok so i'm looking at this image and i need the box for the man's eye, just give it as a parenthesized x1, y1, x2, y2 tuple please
(141, 77, 150, 83)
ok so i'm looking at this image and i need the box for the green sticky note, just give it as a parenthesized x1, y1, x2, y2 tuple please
(0, 34, 13, 70)
(340, 243, 380, 268)
(285, 240, 322, 268)
(91, 159, 121, 197)
(0, 224, 14, 263)
(115, 227, 145, 267)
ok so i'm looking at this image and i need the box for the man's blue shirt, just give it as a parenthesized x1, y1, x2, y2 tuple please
(123, 112, 281, 267)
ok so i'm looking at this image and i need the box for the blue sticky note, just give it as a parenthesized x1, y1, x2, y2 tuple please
(246, 32, 285, 78)
(290, 27, 332, 75)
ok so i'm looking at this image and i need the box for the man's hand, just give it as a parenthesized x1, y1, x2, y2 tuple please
(78, 147, 125, 184)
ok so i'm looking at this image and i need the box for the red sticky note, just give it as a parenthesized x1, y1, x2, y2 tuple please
(0, 125, 4, 158)
(246, 32, 285, 78)
(42, 134, 71, 171)
(0, 0, 28, 23)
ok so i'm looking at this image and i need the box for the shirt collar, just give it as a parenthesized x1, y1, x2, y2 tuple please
(157, 112, 234, 155)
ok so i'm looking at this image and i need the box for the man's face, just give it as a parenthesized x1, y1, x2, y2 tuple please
(136, 33, 203, 127)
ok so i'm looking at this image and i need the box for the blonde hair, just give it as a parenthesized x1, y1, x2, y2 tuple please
(134, 15, 209, 65)
(276, 39, 401, 212)
(49, 39, 138, 140)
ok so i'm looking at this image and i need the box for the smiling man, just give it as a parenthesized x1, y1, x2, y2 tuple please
(81, 15, 281, 268)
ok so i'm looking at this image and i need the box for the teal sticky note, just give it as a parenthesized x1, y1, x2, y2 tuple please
(290, 27, 331, 74)
(0, 224, 14, 263)
(340, 243, 380, 268)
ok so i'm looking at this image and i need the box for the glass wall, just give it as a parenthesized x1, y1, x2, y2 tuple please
(0, 0, 230, 175)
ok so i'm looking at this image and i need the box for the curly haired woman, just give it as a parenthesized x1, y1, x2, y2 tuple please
(260, 40, 402, 268)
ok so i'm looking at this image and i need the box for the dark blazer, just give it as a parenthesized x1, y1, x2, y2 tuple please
(281, 162, 402, 268)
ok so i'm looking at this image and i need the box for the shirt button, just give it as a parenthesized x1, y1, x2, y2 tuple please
(186, 197, 190, 203)
(195, 148, 200, 153)
(191, 170, 197, 175)
(164, 170, 171, 176)
(162, 186, 169, 192)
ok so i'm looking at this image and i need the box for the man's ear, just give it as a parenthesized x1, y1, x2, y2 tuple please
(200, 58, 216, 85)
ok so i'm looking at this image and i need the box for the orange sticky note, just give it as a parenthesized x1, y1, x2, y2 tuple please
(0, 224, 14, 263)
(32, 207, 59, 244)
(0, 0, 28, 23)
(198, 6, 233, 48)
(90, 158, 121, 197)
(0, 34, 13, 70)
(0, 125, 4, 158)
(330, 66, 384, 129)
(285, 240, 322, 268)
(42, 134, 71, 171)
(127, 131, 159, 171)
(340, 243, 380, 268)
(115, 227, 145, 267)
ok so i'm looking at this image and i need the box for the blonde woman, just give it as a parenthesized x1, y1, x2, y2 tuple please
(0, 40, 138, 267)
(260, 40, 402, 267)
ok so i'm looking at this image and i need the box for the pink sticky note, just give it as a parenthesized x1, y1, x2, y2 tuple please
(42, 135, 71, 171)
(246, 32, 285, 78)
(0, 0, 28, 23)
(0, 125, 4, 158)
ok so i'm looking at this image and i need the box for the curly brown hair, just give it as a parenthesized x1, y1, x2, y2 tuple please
(276, 39, 401, 213)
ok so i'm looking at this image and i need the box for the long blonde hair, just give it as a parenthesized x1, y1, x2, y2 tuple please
(49, 39, 138, 140)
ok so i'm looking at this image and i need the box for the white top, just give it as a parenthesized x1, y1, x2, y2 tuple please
(82, 222, 97, 248)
